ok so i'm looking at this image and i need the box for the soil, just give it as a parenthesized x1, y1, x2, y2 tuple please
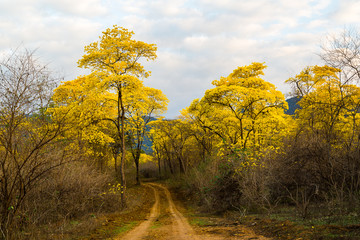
(113, 183, 271, 240)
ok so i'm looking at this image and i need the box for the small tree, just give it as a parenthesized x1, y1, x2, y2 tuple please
(126, 86, 168, 184)
(0, 49, 67, 239)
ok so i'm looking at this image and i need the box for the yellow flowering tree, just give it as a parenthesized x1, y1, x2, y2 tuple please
(125, 86, 168, 184)
(286, 65, 360, 150)
(282, 65, 360, 213)
(78, 25, 157, 205)
(50, 73, 116, 169)
(52, 26, 158, 206)
(149, 119, 192, 174)
(189, 62, 288, 157)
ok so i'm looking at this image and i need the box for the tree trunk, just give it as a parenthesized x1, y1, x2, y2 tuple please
(114, 153, 118, 173)
(118, 86, 126, 207)
(135, 152, 140, 185)
(178, 156, 185, 174)
(167, 157, 174, 174)
(158, 156, 161, 179)
(0, 202, 9, 240)
(120, 145, 126, 207)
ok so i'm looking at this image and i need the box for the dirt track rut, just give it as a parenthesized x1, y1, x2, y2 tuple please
(119, 183, 198, 240)
(118, 183, 270, 240)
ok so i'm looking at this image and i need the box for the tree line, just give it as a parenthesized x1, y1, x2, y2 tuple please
(150, 29, 360, 218)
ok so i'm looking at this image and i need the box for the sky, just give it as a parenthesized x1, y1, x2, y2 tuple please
(0, 0, 359, 118)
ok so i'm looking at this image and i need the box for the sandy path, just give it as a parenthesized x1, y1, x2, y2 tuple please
(148, 183, 199, 240)
(119, 184, 160, 240)
(117, 183, 271, 240)
(119, 183, 199, 240)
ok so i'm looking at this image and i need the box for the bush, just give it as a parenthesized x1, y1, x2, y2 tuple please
(15, 162, 120, 238)
(140, 161, 158, 179)
(177, 157, 242, 213)
(268, 131, 360, 218)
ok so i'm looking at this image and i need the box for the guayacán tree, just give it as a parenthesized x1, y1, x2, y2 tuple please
(284, 65, 360, 212)
(50, 73, 116, 169)
(181, 102, 215, 162)
(77, 25, 157, 206)
(125, 86, 168, 184)
(150, 62, 290, 179)
(149, 118, 194, 175)
(149, 120, 175, 176)
(188, 62, 288, 156)
(286, 65, 360, 144)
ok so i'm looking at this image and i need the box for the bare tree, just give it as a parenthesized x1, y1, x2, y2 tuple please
(0, 49, 67, 239)
(320, 27, 360, 84)
(320, 28, 360, 208)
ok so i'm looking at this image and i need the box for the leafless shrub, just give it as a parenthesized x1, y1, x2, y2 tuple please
(0, 49, 70, 239)
(14, 162, 120, 239)
(268, 130, 360, 218)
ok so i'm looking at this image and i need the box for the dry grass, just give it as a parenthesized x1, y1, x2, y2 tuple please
(13, 162, 121, 239)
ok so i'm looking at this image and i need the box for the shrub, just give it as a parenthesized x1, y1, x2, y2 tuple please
(15, 162, 120, 239)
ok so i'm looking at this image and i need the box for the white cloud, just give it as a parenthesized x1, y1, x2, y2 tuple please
(334, 0, 360, 23)
(184, 35, 209, 51)
(38, 0, 108, 17)
(0, 0, 355, 117)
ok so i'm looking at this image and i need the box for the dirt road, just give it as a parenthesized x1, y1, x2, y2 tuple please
(117, 183, 271, 240)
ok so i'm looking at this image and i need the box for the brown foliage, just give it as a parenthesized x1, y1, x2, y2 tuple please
(14, 162, 120, 239)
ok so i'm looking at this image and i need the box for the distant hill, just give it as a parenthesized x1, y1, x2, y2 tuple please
(142, 117, 157, 154)
(285, 97, 301, 115)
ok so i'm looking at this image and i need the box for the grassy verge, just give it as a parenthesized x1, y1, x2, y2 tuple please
(167, 182, 360, 240)
(236, 213, 360, 240)
(21, 182, 154, 240)
(77, 183, 155, 239)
